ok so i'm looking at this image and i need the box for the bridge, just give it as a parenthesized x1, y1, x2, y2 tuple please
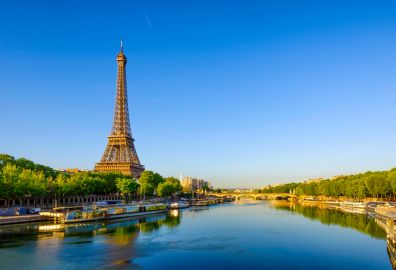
(205, 192, 297, 201)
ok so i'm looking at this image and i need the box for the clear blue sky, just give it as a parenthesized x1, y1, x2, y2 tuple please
(1, 0, 396, 188)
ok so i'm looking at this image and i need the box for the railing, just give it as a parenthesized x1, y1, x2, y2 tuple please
(0, 195, 124, 210)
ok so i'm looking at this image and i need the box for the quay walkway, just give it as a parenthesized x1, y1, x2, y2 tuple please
(0, 215, 49, 225)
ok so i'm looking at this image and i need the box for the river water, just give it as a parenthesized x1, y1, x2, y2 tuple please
(0, 201, 392, 270)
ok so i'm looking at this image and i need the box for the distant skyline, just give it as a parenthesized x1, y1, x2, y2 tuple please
(1, 1, 396, 188)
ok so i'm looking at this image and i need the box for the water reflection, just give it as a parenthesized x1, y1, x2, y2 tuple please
(0, 211, 181, 245)
(271, 201, 396, 269)
(0, 204, 393, 269)
(271, 201, 386, 239)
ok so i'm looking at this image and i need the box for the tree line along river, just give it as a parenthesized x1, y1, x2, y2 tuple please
(0, 200, 393, 270)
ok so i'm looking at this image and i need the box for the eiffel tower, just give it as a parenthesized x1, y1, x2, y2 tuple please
(94, 42, 145, 178)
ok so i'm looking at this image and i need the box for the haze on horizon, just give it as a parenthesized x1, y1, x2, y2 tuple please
(1, 0, 396, 188)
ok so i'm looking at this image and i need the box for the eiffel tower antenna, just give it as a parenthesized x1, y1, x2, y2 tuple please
(94, 43, 145, 178)
(120, 39, 123, 52)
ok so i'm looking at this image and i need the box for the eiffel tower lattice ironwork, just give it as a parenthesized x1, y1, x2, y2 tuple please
(94, 42, 145, 178)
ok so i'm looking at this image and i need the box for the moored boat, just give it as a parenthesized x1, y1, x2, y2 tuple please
(340, 201, 365, 208)
(191, 199, 219, 207)
(42, 203, 168, 223)
(169, 201, 190, 209)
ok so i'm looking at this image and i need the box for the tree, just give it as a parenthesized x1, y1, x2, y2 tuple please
(364, 173, 390, 198)
(2, 163, 20, 200)
(164, 177, 182, 193)
(157, 182, 175, 197)
(295, 185, 304, 196)
(157, 177, 182, 198)
(365, 176, 376, 197)
(0, 154, 179, 202)
(138, 171, 165, 197)
(357, 184, 368, 199)
(138, 177, 154, 199)
(116, 178, 139, 201)
(202, 183, 210, 194)
(152, 173, 165, 188)
(15, 158, 35, 171)
(388, 171, 396, 199)
(55, 173, 69, 197)
(0, 154, 15, 168)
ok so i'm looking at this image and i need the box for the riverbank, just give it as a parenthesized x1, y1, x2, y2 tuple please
(276, 198, 396, 245)
(0, 197, 234, 225)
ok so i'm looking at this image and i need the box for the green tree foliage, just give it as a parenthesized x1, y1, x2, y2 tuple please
(202, 183, 211, 193)
(157, 177, 182, 197)
(261, 168, 396, 199)
(273, 204, 386, 239)
(0, 154, 137, 199)
(138, 170, 164, 196)
(0, 154, 16, 168)
(0, 154, 182, 200)
(52, 172, 122, 196)
(157, 182, 175, 197)
(116, 178, 139, 201)
(165, 177, 182, 192)
(388, 170, 396, 195)
(260, 182, 300, 194)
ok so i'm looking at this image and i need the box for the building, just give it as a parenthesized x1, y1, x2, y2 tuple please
(94, 42, 145, 178)
(181, 177, 192, 188)
(57, 168, 89, 174)
(182, 177, 213, 190)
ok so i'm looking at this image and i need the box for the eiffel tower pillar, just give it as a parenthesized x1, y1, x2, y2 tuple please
(94, 42, 145, 178)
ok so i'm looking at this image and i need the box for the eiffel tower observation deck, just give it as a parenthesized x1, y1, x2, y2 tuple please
(94, 42, 145, 178)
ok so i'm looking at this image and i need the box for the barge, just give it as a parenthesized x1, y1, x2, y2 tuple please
(40, 203, 168, 223)
(191, 199, 219, 207)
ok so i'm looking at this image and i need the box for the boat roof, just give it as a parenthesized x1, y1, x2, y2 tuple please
(53, 206, 84, 211)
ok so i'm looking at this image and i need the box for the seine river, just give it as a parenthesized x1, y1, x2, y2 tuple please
(0, 201, 392, 270)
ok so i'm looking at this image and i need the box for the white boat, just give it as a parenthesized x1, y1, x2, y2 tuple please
(170, 201, 190, 209)
(340, 202, 365, 208)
